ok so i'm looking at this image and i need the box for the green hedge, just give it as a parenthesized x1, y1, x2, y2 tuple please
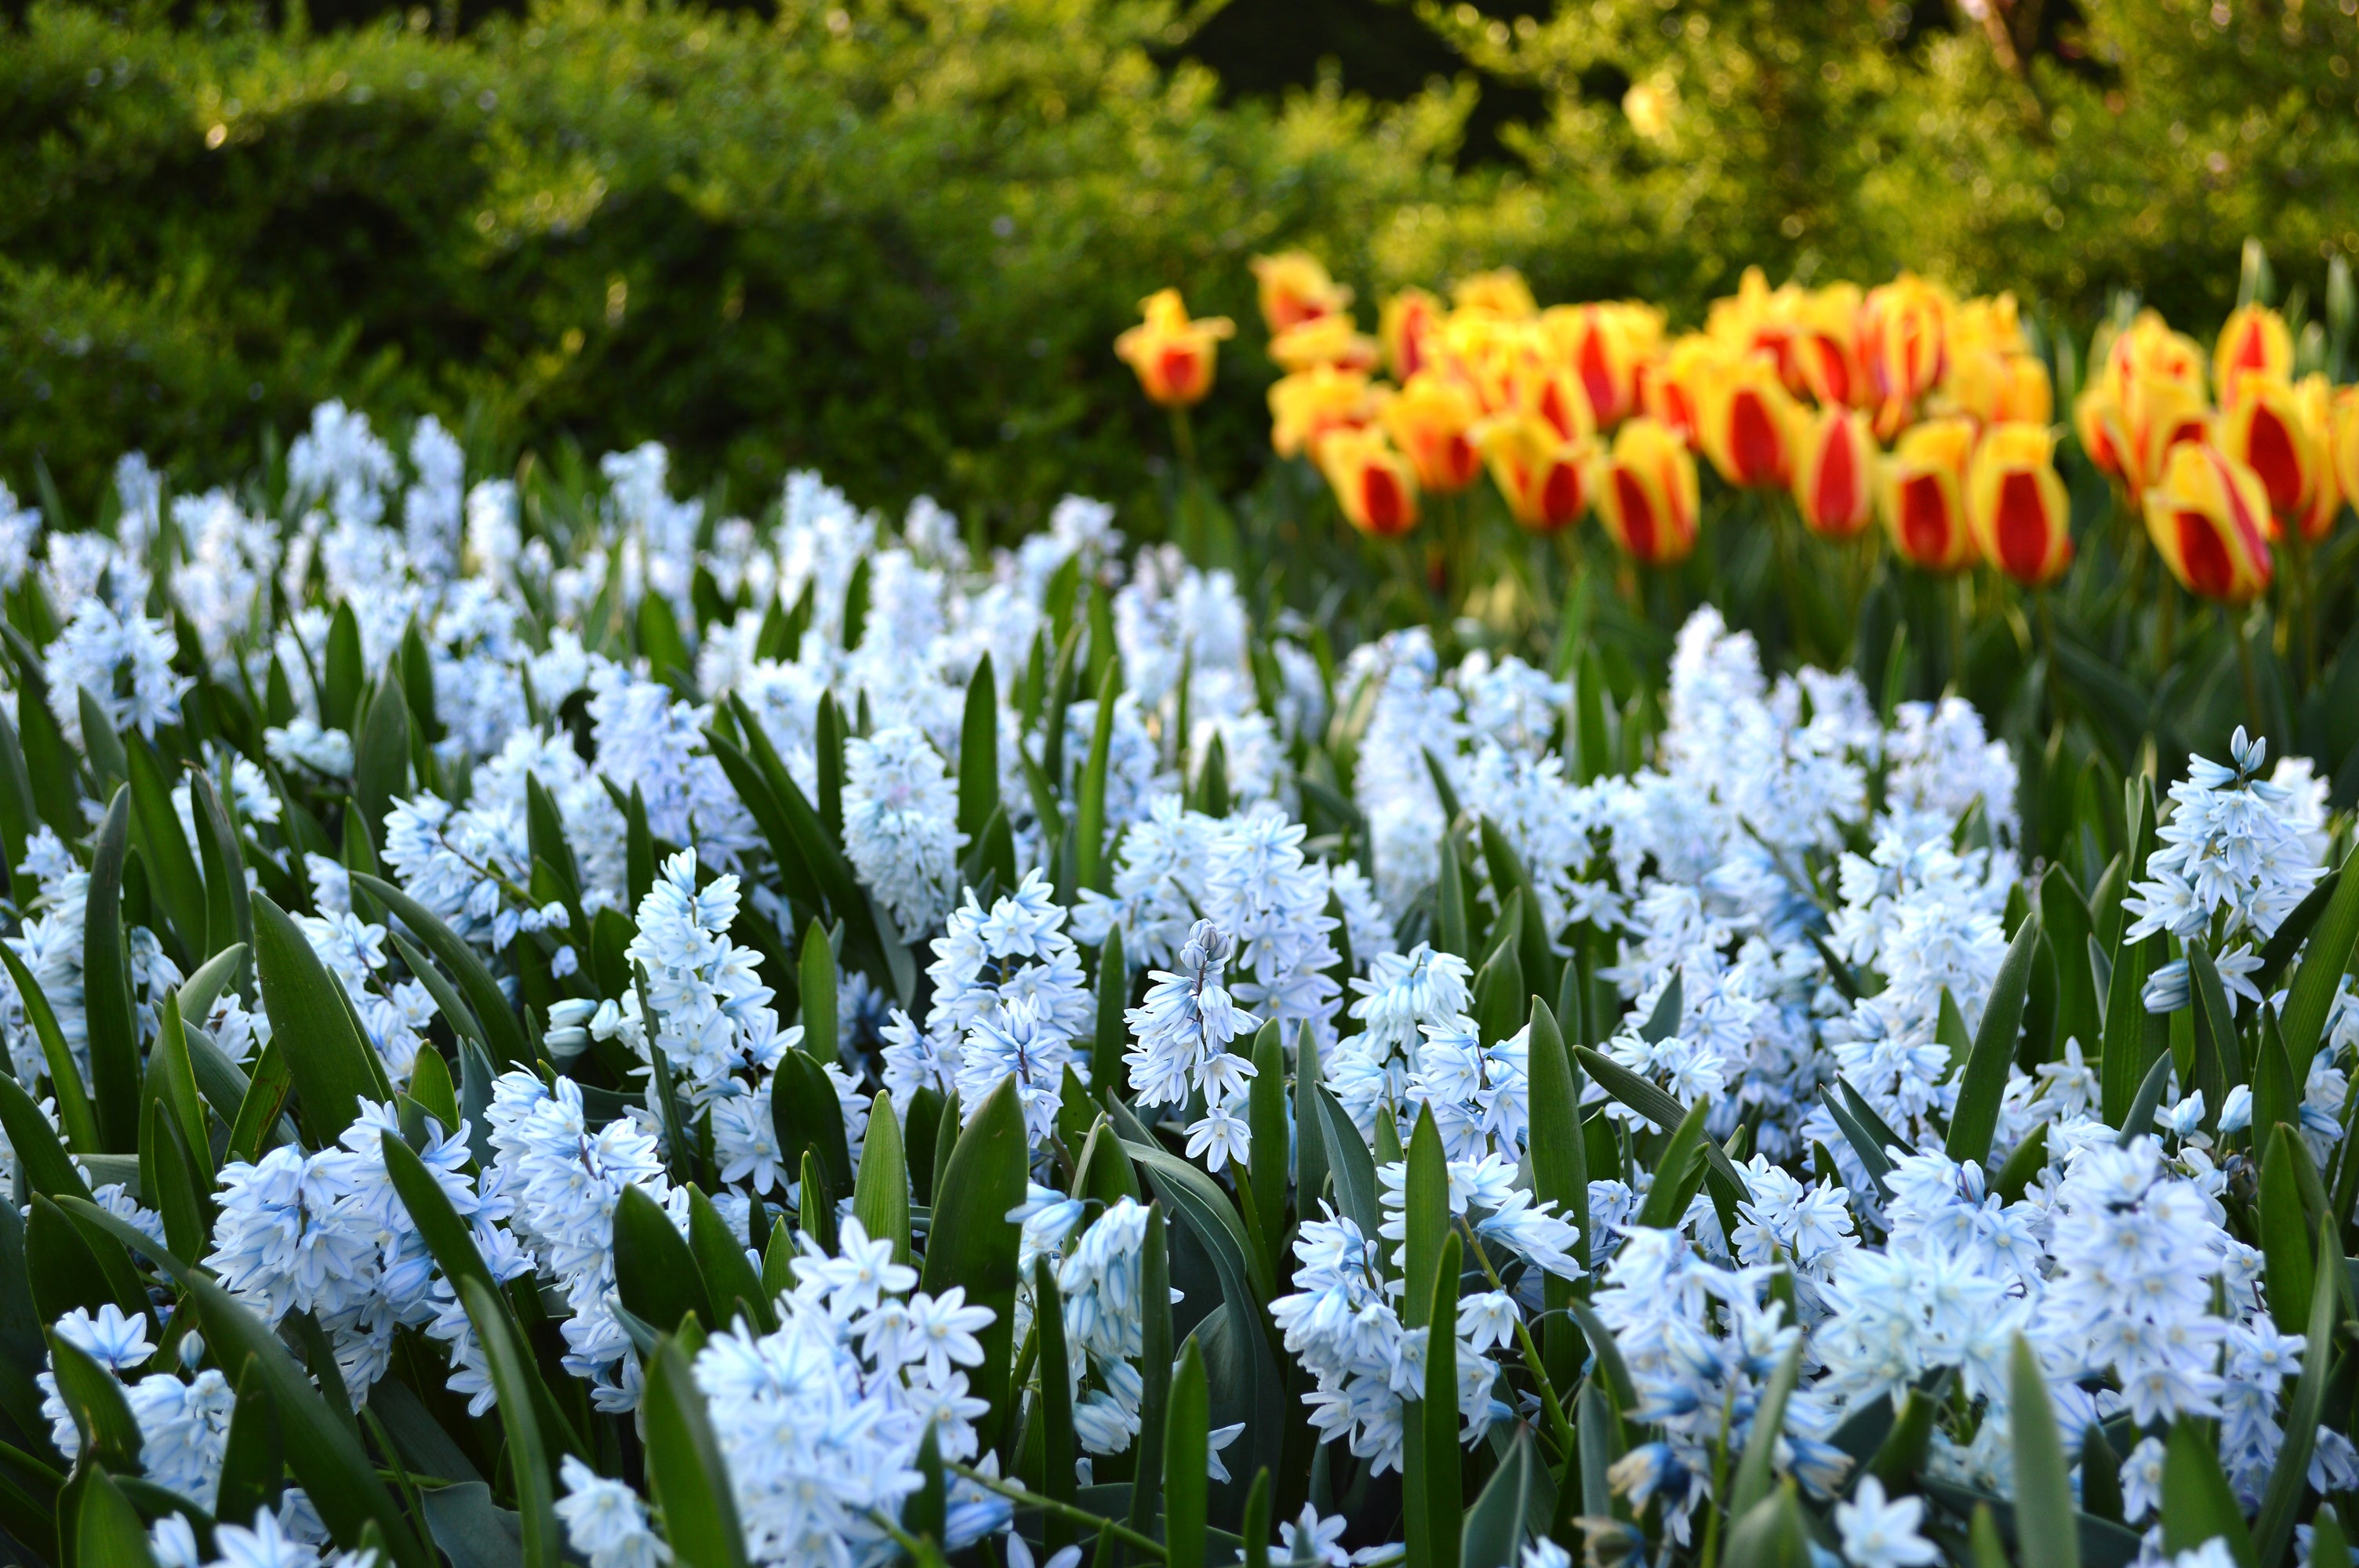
(5, 0, 2359, 528)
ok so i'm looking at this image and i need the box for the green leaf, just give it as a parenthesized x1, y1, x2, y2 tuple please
(252, 893, 392, 1142)
(1638, 971, 1683, 1043)
(643, 1334, 749, 1568)
(1165, 1337, 1210, 1568)
(45, 1331, 142, 1470)
(1404, 1106, 1451, 1330)
(1077, 663, 1118, 894)
(1946, 908, 2041, 1167)
(352, 873, 533, 1070)
(957, 655, 999, 844)
(1729, 1341, 1801, 1519)
(214, 1357, 285, 1530)
(1413, 1230, 1463, 1568)
(2041, 867, 2099, 1060)
(615, 1184, 716, 1336)
(2283, 843, 2359, 1063)
(1310, 1082, 1383, 1253)
(920, 1078, 1028, 1438)
(2162, 1416, 2255, 1567)
(2256, 869, 2340, 995)
(126, 735, 206, 961)
(0, 943, 99, 1154)
(2010, 1336, 2080, 1568)
(852, 1089, 913, 1266)
(1570, 1044, 1750, 1200)
(1524, 1002, 1588, 1279)
(1993, 1122, 2049, 1204)
(2314, 1510, 2351, 1568)
(78, 688, 128, 789)
(1128, 1204, 1174, 1541)
(73, 1468, 158, 1568)
(2099, 934, 2153, 1127)
(2078, 1419, 2123, 1525)
(1721, 1481, 1812, 1568)
(2253, 1009, 2299, 1154)
(1031, 1257, 1078, 1548)
(2186, 944, 2243, 1112)
(1435, 828, 1469, 959)
(2253, 1214, 2341, 1568)
(322, 603, 363, 732)
(460, 1279, 560, 1568)
(176, 940, 247, 1025)
(1937, 985, 1972, 1073)
(688, 1185, 772, 1334)
(225, 1041, 295, 1166)
(85, 786, 142, 1152)
(0, 1073, 89, 1201)
(27, 1195, 136, 1325)
(1634, 1098, 1712, 1231)
(61, 1198, 428, 1566)
(798, 918, 838, 1065)
(772, 1044, 854, 1199)
(1247, 1021, 1289, 1272)
(1092, 924, 1128, 1101)
(12, 664, 82, 844)
(2117, 1047, 2175, 1147)
(1461, 1427, 1538, 1568)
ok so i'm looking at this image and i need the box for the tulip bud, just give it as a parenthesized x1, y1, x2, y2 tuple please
(1878, 416, 1978, 572)
(2332, 385, 2359, 522)
(1269, 313, 1383, 374)
(1965, 423, 2073, 587)
(1540, 303, 1662, 427)
(2141, 442, 2274, 602)
(2213, 303, 2292, 407)
(1317, 428, 1420, 537)
(1114, 289, 1236, 409)
(2219, 370, 2337, 541)
(1697, 352, 1803, 488)
(1268, 366, 1380, 460)
(1860, 272, 1954, 426)
(1593, 418, 1700, 565)
(1450, 268, 1539, 320)
(1791, 406, 1877, 540)
(1474, 413, 1596, 532)
(2107, 370, 2212, 499)
(1942, 349, 2053, 426)
(1251, 252, 1353, 336)
(1640, 336, 1724, 442)
(1380, 289, 1444, 382)
(2073, 383, 2122, 480)
(1383, 374, 1485, 494)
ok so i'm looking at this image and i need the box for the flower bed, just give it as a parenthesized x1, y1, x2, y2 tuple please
(0, 403, 2351, 1568)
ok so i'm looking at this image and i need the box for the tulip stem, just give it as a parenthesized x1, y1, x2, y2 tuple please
(1167, 405, 1198, 470)
(2236, 609, 2264, 735)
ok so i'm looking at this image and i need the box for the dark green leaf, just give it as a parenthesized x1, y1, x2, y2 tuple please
(615, 1184, 715, 1336)
(0, 945, 99, 1154)
(84, 787, 142, 1152)
(126, 735, 206, 961)
(1165, 1339, 1210, 1568)
(2010, 1336, 2080, 1568)
(252, 892, 392, 1142)
(2283, 844, 2359, 1063)
(920, 1077, 1028, 1438)
(852, 1089, 913, 1266)
(351, 873, 532, 1070)
(460, 1278, 560, 1568)
(2161, 1417, 2254, 1567)
(1946, 909, 2041, 1166)
(643, 1334, 749, 1568)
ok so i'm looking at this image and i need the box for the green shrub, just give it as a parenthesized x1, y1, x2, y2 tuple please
(6, 0, 2359, 528)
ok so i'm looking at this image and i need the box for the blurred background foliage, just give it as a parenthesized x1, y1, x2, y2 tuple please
(5, 0, 2359, 531)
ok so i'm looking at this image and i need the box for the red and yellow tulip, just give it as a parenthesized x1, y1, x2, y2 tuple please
(1251, 252, 1353, 336)
(1965, 423, 2072, 587)
(2142, 441, 2275, 602)
(1593, 418, 1699, 564)
(1382, 374, 1486, 494)
(1114, 289, 1234, 408)
(1474, 413, 1596, 532)
(1879, 416, 1978, 572)
(1317, 427, 1420, 537)
(1791, 406, 1877, 540)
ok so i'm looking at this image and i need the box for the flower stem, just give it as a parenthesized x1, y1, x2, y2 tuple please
(949, 1463, 1172, 1562)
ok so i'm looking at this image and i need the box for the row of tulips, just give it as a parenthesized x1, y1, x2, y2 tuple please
(1114, 254, 2355, 609)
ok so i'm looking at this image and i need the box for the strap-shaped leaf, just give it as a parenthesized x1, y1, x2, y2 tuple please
(957, 655, 998, 844)
(85, 786, 141, 1152)
(2161, 1416, 2255, 1566)
(921, 1078, 1028, 1437)
(644, 1335, 750, 1568)
(60, 1198, 429, 1567)
(2252, 1213, 2342, 1568)
(1524, 1002, 1588, 1279)
(214, 1356, 285, 1530)
(1461, 1427, 1540, 1568)
(2283, 844, 2359, 1064)
(687, 1185, 773, 1334)
(0, 1072, 88, 1201)
(2010, 1337, 2080, 1568)
(772, 1046, 853, 1199)
(1309, 1082, 1383, 1252)
(1946, 909, 2041, 1166)
(616, 1183, 716, 1337)
(45, 1331, 141, 1470)
(1412, 1230, 1463, 1568)
(1032, 1256, 1078, 1550)
(126, 735, 206, 961)
(1403, 1106, 1451, 1329)
(460, 1278, 560, 1568)
(0, 944, 97, 1153)
(73, 1468, 159, 1568)
(1729, 1341, 1801, 1518)
(226, 1042, 295, 1166)
(1572, 1044, 1752, 1200)
(852, 1089, 913, 1266)
(1165, 1338, 1210, 1568)
(351, 873, 531, 1070)
(252, 893, 391, 1142)
(1077, 663, 1118, 894)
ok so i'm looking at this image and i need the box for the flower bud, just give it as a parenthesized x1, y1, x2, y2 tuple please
(1965, 423, 2073, 587)
(2142, 442, 2275, 602)
(1593, 418, 1699, 565)
(1474, 413, 1596, 532)
(1317, 428, 1420, 537)
(1878, 416, 1978, 572)
(2213, 303, 2292, 407)
(1791, 406, 1877, 540)
(1251, 252, 1352, 336)
(1382, 373, 1485, 494)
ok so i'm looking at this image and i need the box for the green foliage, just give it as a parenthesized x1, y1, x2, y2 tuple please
(9, 0, 2359, 524)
